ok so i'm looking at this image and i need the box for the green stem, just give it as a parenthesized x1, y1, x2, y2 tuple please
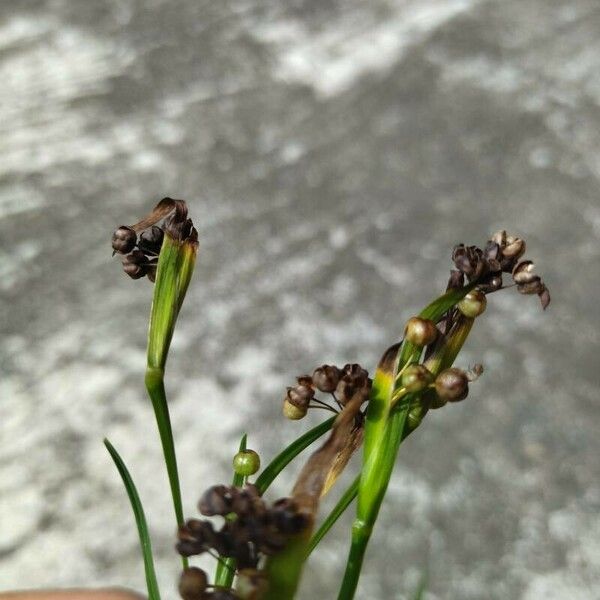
(338, 406, 408, 600)
(214, 434, 247, 588)
(338, 284, 478, 599)
(145, 367, 187, 569)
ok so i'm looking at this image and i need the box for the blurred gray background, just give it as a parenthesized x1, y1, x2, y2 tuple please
(1, 1, 599, 599)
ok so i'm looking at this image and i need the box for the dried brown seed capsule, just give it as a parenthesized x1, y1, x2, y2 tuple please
(233, 450, 261, 477)
(283, 399, 307, 420)
(517, 279, 544, 295)
(138, 225, 164, 255)
(112, 225, 137, 254)
(178, 567, 208, 600)
(452, 244, 488, 280)
(401, 364, 433, 393)
(503, 235, 526, 259)
(176, 519, 217, 556)
(271, 498, 310, 535)
(122, 249, 148, 279)
(296, 375, 314, 388)
(312, 365, 342, 393)
(435, 368, 469, 402)
(404, 317, 438, 346)
(236, 569, 269, 600)
(286, 385, 314, 407)
(512, 260, 537, 284)
(457, 289, 487, 318)
(199, 485, 232, 516)
(336, 364, 370, 405)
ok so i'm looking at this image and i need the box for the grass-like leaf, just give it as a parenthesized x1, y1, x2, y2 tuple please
(104, 439, 161, 600)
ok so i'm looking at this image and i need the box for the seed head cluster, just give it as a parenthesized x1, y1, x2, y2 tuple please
(111, 224, 164, 281)
(177, 483, 309, 574)
(283, 363, 371, 420)
(451, 230, 550, 309)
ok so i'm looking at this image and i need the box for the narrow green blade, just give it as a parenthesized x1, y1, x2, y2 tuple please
(104, 439, 161, 600)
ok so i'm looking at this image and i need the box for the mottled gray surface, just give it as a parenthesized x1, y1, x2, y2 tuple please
(1, 1, 599, 598)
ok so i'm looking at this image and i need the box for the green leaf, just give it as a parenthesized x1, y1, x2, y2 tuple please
(104, 439, 161, 600)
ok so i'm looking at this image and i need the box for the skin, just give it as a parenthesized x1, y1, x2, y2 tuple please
(0, 591, 145, 600)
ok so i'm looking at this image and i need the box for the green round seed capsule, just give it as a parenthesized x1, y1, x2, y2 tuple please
(283, 399, 307, 420)
(233, 449, 261, 476)
(457, 290, 487, 318)
(401, 364, 433, 393)
(404, 317, 438, 346)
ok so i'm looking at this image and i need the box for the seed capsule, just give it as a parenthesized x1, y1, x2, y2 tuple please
(122, 249, 148, 279)
(401, 364, 433, 393)
(233, 449, 261, 477)
(112, 225, 137, 254)
(407, 404, 424, 431)
(512, 260, 537, 284)
(283, 399, 307, 420)
(404, 317, 438, 346)
(286, 385, 314, 407)
(138, 225, 164, 255)
(435, 368, 469, 402)
(457, 290, 487, 318)
(198, 485, 232, 516)
(503, 235, 526, 259)
(312, 365, 341, 393)
(178, 567, 208, 600)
